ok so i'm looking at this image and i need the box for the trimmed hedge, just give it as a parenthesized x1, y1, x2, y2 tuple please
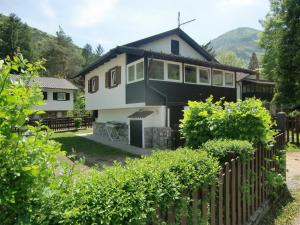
(202, 139, 255, 163)
(34, 148, 219, 225)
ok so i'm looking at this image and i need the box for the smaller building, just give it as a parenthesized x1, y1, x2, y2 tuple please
(10, 75, 78, 118)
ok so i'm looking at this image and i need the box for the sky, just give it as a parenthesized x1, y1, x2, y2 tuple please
(0, 0, 270, 52)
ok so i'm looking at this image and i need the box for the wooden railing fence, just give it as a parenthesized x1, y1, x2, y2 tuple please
(28, 116, 93, 132)
(151, 132, 285, 225)
(286, 116, 300, 146)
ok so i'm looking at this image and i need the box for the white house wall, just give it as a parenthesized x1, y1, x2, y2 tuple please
(33, 88, 74, 111)
(139, 34, 207, 61)
(96, 106, 166, 127)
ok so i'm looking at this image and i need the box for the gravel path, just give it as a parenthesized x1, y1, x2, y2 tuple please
(286, 152, 300, 225)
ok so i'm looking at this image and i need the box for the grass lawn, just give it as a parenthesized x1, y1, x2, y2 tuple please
(51, 129, 137, 168)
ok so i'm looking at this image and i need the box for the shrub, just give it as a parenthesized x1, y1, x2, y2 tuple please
(202, 139, 255, 163)
(74, 117, 82, 129)
(34, 148, 220, 225)
(0, 57, 61, 224)
(288, 110, 300, 118)
(180, 97, 276, 148)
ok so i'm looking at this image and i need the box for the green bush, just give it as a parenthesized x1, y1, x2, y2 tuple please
(74, 117, 82, 129)
(34, 148, 219, 225)
(202, 139, 255, 163)
(180, 97, 276, 148)
(0, 57, 61, 224)
(288, 110, 300, 118)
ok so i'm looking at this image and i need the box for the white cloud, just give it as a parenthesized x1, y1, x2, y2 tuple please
(218, 0, 263, 9)
(71, 0, 119, 28)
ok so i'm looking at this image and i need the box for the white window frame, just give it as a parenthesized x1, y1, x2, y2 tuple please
(110, 69, 117, 87)
(57, 92, 66, 101)
(224, 71, 235, 88)
(148, 59, 166, 81)
(166, 61, 183, 82)
(184, 64, 198, 84)
(198, 66, 211, 86)
(91, 77, 97, 92)
(127, 59, 145, 84)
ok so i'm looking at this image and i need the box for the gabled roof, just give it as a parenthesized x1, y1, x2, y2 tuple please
(124, 28, 218, 62)
(10, 75, 78, 90)
(74, 45, 257, 77)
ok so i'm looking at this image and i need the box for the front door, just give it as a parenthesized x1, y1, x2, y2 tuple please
(130, 120, 143, 148)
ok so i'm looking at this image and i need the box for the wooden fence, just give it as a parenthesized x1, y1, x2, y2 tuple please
(152, 132, 285, 225)
(286, 117, 300, 146)
(28, 116, 93, 132)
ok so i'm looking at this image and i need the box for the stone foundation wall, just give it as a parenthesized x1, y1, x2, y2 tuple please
(93, 122, 128, 143)
(144, 127, 172, 149)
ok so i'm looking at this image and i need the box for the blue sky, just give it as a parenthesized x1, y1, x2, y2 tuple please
(0, 0, 270, 52)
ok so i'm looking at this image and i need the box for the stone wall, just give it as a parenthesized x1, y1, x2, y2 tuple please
(144, 127, 172, 149)
(93, 122, 128, 143)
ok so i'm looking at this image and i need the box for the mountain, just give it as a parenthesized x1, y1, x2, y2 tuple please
(211, 27, 264, 62)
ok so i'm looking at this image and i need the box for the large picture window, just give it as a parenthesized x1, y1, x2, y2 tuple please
(167, 63, 180, 81)
(199, 68, 210, 84)
(184, 65, 197, 83)
(149, 60, 164, 80)
(127, 60, 144, 83)
(212, 70, 223, 86)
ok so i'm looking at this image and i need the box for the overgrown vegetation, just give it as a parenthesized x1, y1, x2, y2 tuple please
(180, 97, 275, 148)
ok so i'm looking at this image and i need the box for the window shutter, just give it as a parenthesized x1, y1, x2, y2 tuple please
(53, 92, 57, 100)
(105, 71, 110, 88)
(116, 66, 121, 85)
(88, 79, 91, 93)
(95, 76, 99, 91)
(43, 91, 47, 100)
(66, 93, 70, 100)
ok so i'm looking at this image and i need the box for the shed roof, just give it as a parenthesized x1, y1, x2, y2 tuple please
(128, 110, 154, 119)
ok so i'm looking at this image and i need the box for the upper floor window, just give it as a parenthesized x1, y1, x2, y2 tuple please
(105, 66, 121, 88)
(127, 59, 144, 83)
(110, 69, 117, 87)
(184, 65, 197, 83)
(212, 70, 224, 86)
(149, 60, 164, 80)
(199, 68, 210, 84)
(212, 70, 235, 87)
(171, 40, 179, 55)
(225, 72, 234, 87)
(167, 63, 180, 81)
(88, 76, 99, 93)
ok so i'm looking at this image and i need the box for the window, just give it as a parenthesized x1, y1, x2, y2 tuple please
(212, 70, 223, 86)
(171, 40, 179, 55)
(57, 92, 66, 101)
(167, 63, 180, 81)
(184, 65, 197, 83)
(88, 76, 99, 93)
(225, 72, 234, 87)
(43, 91, 47, 100)
(199, 68, 210, 84)
(136, 61, 144, 79)
(91, 78, 97, 92)
(128, 65, 135, 82)
(149, 60, 164, 80)
(110, 69, 117, 87)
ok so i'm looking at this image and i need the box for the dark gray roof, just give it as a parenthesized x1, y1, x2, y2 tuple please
(10, 75, 78, 90)
(128, 110, 154, 119)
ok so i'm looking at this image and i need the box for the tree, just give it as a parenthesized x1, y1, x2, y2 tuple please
(40, 26, 84, 78)
(259, 0, 300, 105)
(95, 44, 104, 57)
(0, 56, 61, 223)
(248, 52, 259, 70)
(216, 51, 246, 68)
(82, 43, 95, 67)
(201, 41, 216, 58)
(0, 13, 33, 60)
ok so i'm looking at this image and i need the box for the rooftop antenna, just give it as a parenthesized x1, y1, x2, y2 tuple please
(178, 12, 196, 28)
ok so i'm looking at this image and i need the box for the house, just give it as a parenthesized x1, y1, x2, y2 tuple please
(10, 75, 78, 118)
(75, 28, 257, 148)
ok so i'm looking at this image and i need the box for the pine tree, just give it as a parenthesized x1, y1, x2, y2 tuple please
(201, 41, 216, 58)
(95, 44, 104, 57)
(260, 0, 300, 105)
(82, 43, 94, 67)
(248, 52, 259, 70)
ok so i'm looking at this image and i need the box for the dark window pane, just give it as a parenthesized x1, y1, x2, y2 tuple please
(149, 60, 164, 80)
(168, 63, 180, 80)
(185, 65, 197, 83)
(171, 40, 179, 55)
(199, 68, 210, 84)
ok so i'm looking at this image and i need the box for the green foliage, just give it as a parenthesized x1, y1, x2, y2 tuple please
(259, 0, 300, 106)
(73, 91, 88, 116)
(211, 27, 264, 61)
(74, 118, 82, 129)
(201, 41, 216, 58)
(216, 51, 247, 68)
(82, 43, 96, 67)
(202, 139, 254, 163)
(288, 110, 300, 118)
(95, 43, 104, 57)
(33, 148, 219, 224)
(180, 97, 276, 148)
(248, 52, 259, 70)
(0, 56, 61, 224)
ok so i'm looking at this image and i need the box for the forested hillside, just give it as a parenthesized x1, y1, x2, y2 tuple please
(0, 13, 104, 79)
(211, 27, 263, 61)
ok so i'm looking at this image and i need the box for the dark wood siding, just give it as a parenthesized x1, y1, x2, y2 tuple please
(126, 80, 145, 104)
(242, 81, 274, 101)
(146, 80, 236, 106)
